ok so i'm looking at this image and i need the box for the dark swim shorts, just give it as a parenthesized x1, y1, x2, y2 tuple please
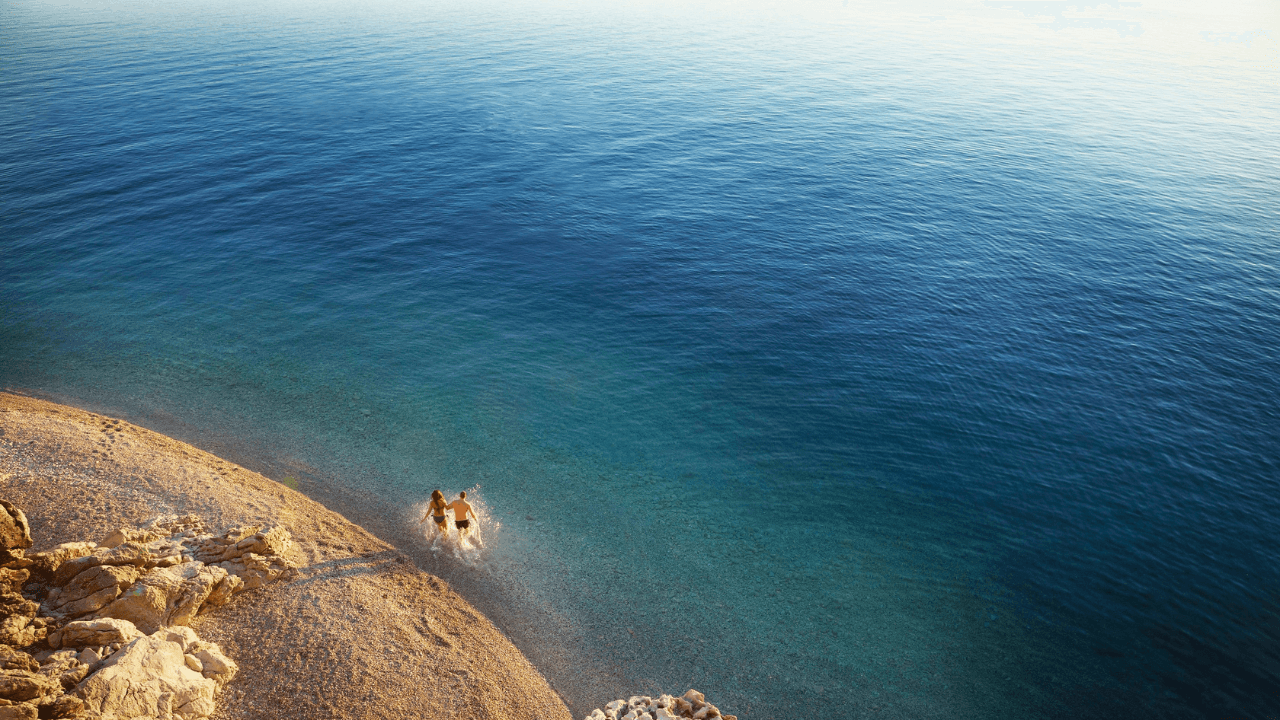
(455, 519, 471, 530)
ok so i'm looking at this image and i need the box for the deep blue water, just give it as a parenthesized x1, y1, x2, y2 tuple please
(3, 0, 1279, 717)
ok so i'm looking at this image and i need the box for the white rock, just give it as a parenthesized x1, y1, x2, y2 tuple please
(190, 643, 237, 688)
(75, 632, 220, 720)
(96, 561, 228, 634)
(76, 647, 101, 668)
(54, 618, 142, 649)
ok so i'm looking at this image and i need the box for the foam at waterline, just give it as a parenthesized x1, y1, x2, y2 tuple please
(407, 484, 498, 568)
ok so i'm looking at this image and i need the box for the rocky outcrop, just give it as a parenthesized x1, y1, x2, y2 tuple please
(0, 501, 32, 555)
(0, 502, 292, 719)
(26, 543, 96, 584)
(96, 562, 229, 635)
(584, 690, 737, 720)
(48, 618, 142, 650)
(45, 566, 141, 620)
(76, 628, 237, 720)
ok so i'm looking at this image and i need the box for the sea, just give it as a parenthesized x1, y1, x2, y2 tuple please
(2, 0, 1277, 717)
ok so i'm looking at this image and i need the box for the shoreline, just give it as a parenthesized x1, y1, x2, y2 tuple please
(5, 387, 654, 719)
(0, 390, 574, 720)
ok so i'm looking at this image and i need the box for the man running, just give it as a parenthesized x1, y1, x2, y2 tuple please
(448, 491, 477, 536)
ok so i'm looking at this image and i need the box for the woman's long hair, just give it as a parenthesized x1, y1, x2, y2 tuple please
(430, 489, 446, 511)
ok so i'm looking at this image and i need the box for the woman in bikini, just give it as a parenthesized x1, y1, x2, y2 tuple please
(418, 489, 450, 538)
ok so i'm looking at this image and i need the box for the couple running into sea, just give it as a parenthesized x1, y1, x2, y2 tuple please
(419, 489, 477, 538)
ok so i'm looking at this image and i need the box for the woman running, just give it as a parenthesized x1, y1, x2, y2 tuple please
(418, 489, 450, 537)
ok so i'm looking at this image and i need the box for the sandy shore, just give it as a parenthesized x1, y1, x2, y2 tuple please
(0, 390, 573, 720)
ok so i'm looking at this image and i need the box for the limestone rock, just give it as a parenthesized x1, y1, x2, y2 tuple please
(53, 543, 152, 586)
(201, 574, 242, 609)
(74, 648, 101, 670)
(0, 648, 37, 674)
(0, 670, 58, 702)
(99, 527, 164, 551)
(0, 503, 31, 552)
(0, 593, 36, 620)
(0, 616, 43, 649)
(188, 642, 237, 689)
(96, 562, 228, 634)
(0, 570, 28, 596)
(51, 565, 140, 620)
(75, 632, 220, 720)
(590, 690, 732, 720)
(50, 619, 142, 649)
(25, 543, 95, 583)
(43, 694, 83, 719)
(0, 702, 36, 719)
(194, 526, 291, 564)
(215, 552, 293, 591)
(38, 650, 90, 689)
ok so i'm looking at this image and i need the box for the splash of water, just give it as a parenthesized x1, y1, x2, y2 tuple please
(406, 484, 497, 568)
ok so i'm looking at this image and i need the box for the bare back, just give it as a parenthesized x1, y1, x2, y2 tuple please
(448, 499, 473, 521)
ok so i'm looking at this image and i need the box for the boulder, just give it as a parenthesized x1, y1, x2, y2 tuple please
(96, 562, 228, 634)
(187, 642, 237, 689)
(75, 633, 220, 720)
(202, 574, 242, 608)
(37, 650, 89, 689)
(0, 570, 28, 596)
(41, 694, 83, 719)
(0, 670, 58, 702)
(25, 543, 95, 583)
(0, 703, 36, 720)
(50, 619, 142, 649)
(215, 552, 293, 591)
(0, 503, 31, 552)
(0, 593, 36, 620)
(193, 525, 291, 564)
(0, 616, 42, 649)
(99, 527, 164, 551)
(51, 565, 140, 619)
(53, 542, 151, 586)
(75, 647, 102, 670)
(0, 648, 37, 673)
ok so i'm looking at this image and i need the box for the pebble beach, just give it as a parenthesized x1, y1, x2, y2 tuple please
(0, 390, 573, 720)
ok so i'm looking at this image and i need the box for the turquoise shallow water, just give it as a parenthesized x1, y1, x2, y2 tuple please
(3, 0, 1279, 717)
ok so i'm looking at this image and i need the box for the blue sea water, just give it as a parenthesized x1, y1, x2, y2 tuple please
(2, 0, 1279, 716)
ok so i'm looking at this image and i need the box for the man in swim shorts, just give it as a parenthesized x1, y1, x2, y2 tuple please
(448, 491, 477, 536)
